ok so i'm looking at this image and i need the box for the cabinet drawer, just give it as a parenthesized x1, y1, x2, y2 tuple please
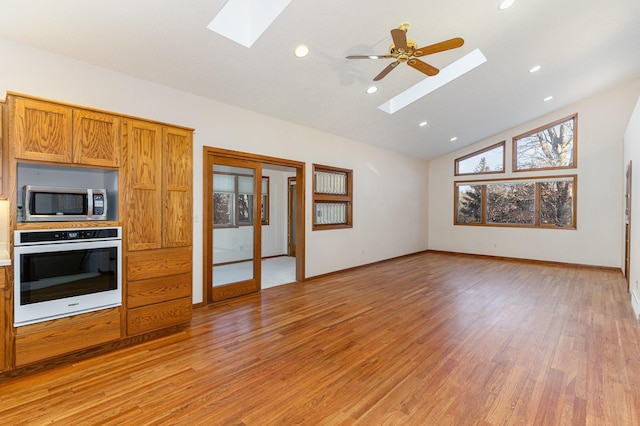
(127, 273, 191, 309)
(127, 247, 191, 281)
(15, 307, 121, 366)
(127, 297, 192, 336)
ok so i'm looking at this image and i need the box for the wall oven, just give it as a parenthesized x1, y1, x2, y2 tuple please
(14, 227, 122, 327)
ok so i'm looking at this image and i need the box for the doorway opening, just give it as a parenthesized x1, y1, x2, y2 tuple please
(204, 147, 305, 304)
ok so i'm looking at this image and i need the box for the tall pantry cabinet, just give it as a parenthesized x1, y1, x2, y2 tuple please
(123, 119, 193, 336)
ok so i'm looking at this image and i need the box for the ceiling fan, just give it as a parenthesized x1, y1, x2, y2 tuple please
(346, 23, 464, 81)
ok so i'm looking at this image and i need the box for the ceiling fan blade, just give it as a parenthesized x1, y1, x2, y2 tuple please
(373, 61, 400, 81)
(346, 54, 393, 59)
(414, 37, 464, 57)
(391, 28, 408, 53)
(408, 58, 440, 76)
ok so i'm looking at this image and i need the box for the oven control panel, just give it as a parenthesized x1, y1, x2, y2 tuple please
(15, 227, 122, 245)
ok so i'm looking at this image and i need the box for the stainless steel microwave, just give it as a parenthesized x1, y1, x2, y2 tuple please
(23, 185, 108, 222)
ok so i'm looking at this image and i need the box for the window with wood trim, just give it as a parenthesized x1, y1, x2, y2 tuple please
(455, 175, 576, 229)
(513, 114, 577, 171)
(455, 141, 505, 176)
(313, 164, 353, 230)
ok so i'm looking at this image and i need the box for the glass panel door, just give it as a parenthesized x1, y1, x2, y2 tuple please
(208, 156, 262, 302)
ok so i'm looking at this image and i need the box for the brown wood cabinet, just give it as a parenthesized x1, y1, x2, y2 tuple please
(123, 119, 193, 336)
(14, 307, 121, 366)
(126, 248, 192, 335)
(124, 121, 192, 250)
(10, 96, 121, 167)
(124, 119, 163, 251)
(72, 108, 122, 167)
(162, 126, 193, 248)
(0, 267, 6, 371)
(0, 102, 4, 195)
(1, 92, 194, 372)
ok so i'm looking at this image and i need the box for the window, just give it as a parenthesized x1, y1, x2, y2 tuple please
(456, 184, 482, 224)
(261, 176, 269, 225)
(455, 141, 505, 176)
(455, 175, 576, 228)
(213, 172, 262, 228)
(237, 175, 254, 226)
(313, 164, 353, 230)
(213, 173, 237, 227)
(486, 182, 535, 225)
(513, 114, 577, 171)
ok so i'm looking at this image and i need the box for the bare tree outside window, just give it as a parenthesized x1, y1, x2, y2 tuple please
(514, 115, 576, 171)
(214, 172, 258, 228)
(486, 182, 535, 225)
(539, 180, 573, 227)
(238, 194, 253, 225)
(213, 192, 234, 226)
(455, 176, 576, 229)
(455, 142, 505, 175)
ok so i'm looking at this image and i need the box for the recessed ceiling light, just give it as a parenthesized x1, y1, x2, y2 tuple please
(450, 137, 458, 142)
(419, 121, 428, 127)
(529, 65, 542, 73)
(498, 0, 515, 10)
(366, 86, 378, 94)
(294, 45, 309, 58)
(544, 96, 553, 102)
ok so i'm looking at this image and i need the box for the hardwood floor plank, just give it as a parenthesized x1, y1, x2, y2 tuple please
(1, 252, 640, 424)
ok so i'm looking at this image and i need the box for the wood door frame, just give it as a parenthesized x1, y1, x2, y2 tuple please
(626, 160, 632, 291)
(288, 177, 296, 256)
(203, 147, 305, 305)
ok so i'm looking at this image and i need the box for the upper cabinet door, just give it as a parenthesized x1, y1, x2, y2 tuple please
(12, 97, 73, 163)
(73, 109, 122, 167)
(124, 119, 163, 251)
(163, 126, 193, 248)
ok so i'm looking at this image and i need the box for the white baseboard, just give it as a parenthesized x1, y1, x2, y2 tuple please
(632, 289, 640, 320)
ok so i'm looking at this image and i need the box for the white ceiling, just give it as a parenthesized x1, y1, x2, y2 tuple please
(0, 0, 639, 160)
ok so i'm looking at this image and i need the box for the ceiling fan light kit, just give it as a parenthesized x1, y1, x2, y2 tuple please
(346, 23, 465, 81)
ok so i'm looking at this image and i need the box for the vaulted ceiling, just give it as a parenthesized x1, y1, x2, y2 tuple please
(0, 0, 639, 159)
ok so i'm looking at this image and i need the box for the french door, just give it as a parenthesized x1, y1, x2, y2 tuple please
(206, 154, 262, 302)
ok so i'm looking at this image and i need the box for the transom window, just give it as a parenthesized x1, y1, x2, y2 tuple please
(513, 114, 577, 171)
(455, 141, 505, 176)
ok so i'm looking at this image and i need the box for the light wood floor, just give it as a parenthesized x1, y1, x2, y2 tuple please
(1, 251, 640, 425)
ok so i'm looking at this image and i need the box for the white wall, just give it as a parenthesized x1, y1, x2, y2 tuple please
(428, 77, 640, 267)
(0, 39, 429, 304)
(624, 95, 640, 317)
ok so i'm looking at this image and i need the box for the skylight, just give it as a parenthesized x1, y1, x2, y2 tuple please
(207, 0, 292, 48)
(378, 49, 487, 115)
